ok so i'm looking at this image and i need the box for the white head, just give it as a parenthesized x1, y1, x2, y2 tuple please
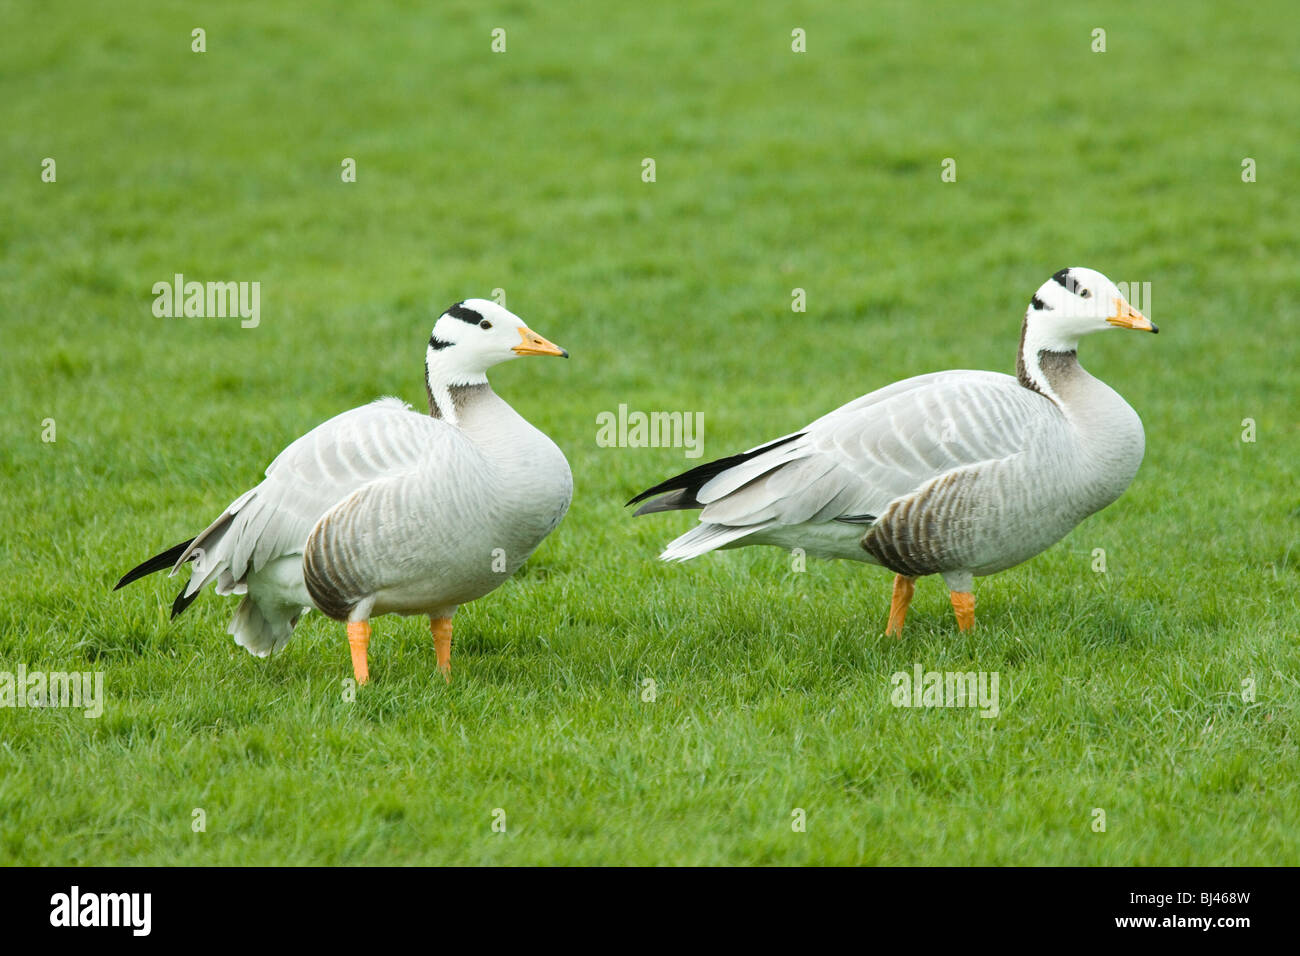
(1017, 266, 1156, 399)
(425, 298, 567, 386)
(1023, 267, 1156, 350)
(423, 298, 567, 423)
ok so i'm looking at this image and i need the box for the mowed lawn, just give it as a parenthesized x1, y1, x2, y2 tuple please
(1, 1, 1297, 865)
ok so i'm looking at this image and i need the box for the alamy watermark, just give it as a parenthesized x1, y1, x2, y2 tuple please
(596, 404, 703, 458)
(152, 273, 260, 328)
(0, 665, 104, 718)
(1055, 280, 1153, 320)
(890, 664, 999, 718)
(50, 886, 150, 936)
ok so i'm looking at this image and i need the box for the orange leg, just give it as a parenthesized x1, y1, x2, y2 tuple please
(431, 617, 453, 684)
(949, 591, 975, 632)
(886, 574, 915, 638)
(347, 620, 371, 685)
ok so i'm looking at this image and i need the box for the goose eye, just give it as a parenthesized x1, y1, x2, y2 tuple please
(480, 320, 492, 330)
(1080, 289, 1091, 299)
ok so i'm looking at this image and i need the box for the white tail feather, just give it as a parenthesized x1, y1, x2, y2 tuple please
(659, 522, 769, 562)
(227, 597, 299, 657)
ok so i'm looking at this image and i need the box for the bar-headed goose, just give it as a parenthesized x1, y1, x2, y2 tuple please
(116, 299, 572, 684)
(630, 268, 1156, 635)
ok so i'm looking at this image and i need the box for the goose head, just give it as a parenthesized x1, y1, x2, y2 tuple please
(425, 298, 568, 388)
(1017, 267, 1156, 401)
(1023, 267, 1156, 352)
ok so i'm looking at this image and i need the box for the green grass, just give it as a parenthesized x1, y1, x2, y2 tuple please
(2, 0, 1298, 865)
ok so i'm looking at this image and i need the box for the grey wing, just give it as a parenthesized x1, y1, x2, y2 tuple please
(300, 467, 460, 619)
(691, 371, 1056, 531)
(172, 398, 469, 601)
(302, 432, 517, 618)
(300, 472, 426, 619)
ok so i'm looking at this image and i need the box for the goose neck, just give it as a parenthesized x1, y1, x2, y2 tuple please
(1017, 314, 1086, 407)
(426, 380, 495, 428)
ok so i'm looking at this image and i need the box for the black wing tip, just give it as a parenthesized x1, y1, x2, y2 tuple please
(171, 584, 202, 619)
(113, 537, 197, 591)
(626, 432, 807, 512)
(626, 479, 678, 508)
(627, 469, 693, 508)
(629, 493, 680, 516)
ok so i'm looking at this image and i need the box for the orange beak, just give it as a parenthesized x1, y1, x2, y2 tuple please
(1106, 301, 1158, 333)
(512, 326, 569, 357)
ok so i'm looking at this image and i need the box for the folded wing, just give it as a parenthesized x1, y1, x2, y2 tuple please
(633, 371, 1055, 557)
(172, 397, 472, 605)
